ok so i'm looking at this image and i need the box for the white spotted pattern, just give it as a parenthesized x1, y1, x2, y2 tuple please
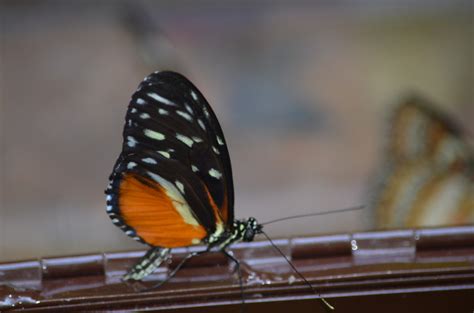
(175, 180, 185, 194)
(136, 98, 146, 105)
(177, 110, 193, 121)
(127, 162, 137, 169)
(191, 91, 198, 101)
(140, 113, 150, 119)
(209, 168, 222, 179)
(192, 136, 203, 143)
(158, 151, 170, 158)
(176, 133, 194, 147)
(191, 165, 199, 172)
(127, 136, 138, 147)
(148, 92, 175, 106)
(142, 157, 157, 164)
(203, 107, 210, 119)
(144, 129, 165, 140)
(185, 104, 194, 115)
(216, 135, 224, 145)
(212, 146, 220, 154)
(198, 119, 206, 131)
(158, 108, 169, 115)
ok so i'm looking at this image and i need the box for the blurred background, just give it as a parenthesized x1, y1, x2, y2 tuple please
(0, 0, 472, 262)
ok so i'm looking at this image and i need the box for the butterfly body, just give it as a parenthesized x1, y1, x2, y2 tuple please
(105, 71, 262, 280)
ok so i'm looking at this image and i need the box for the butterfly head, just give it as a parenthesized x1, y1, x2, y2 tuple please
(241, 217, 263, 242)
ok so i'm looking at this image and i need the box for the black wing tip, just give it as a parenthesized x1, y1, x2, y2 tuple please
(145, 70, 192, 83)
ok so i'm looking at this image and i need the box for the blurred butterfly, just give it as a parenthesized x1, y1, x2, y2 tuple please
(370, 97, 474, 229)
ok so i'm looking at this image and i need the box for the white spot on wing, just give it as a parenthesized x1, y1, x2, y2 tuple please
(191, 165, 198, 172)
(148, 92, 175, 106)
(192, 136, 203, 143)
(185, 104, 194, 115)
(176, 110, 193, 121)
(142, 157, 157, 164)
(158, 108, 169, 115)
(209, 168, 222, 179)
(176, 133, 194, 147)
(198, 119, 206, 131)
(140, 113, 150, 119)
(158, 151, 170, 158)
(191, 238, 201, 244)
(106, 205, 113, 212)
(136, 98, 146, 105)
(127, 136, 137, 147)
(127, 162, 137, 169)
(191, 91, 198, 101)
(203, 107, 210, 119)
(212, 146, 220, 154)
(144, 129, 165, 140)
(131, 108, 137, 113)
(216, 135, 224, 145)
(175, 180, 185, 194)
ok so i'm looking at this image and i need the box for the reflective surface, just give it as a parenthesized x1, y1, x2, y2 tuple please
(1, 225, 473, 312)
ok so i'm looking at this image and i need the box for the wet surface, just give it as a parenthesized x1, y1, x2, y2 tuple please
(1, 225, 473, 312)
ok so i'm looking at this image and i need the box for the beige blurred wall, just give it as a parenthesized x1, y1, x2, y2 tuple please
(0, 1, 472, 261)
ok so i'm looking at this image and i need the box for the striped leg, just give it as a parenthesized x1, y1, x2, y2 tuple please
(124, 247, 171, 281)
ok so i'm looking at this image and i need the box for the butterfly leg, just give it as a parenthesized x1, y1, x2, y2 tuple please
(124, 247, 171, 281)
(148, 248, 210, 289)
(223, 250, 245, 312)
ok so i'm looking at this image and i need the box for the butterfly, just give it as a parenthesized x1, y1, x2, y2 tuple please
(370, 96, 474, 229)
(104, 70, 266, 283)
(104, 71, 336, 311)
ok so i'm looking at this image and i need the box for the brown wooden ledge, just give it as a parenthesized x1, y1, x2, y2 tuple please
(1, 225, 473, 312)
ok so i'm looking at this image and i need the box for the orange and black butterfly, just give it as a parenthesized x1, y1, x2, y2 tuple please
(105, 71, 262, 282)
(370, 97, 474, 229)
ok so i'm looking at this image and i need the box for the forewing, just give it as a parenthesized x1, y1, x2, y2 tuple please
(106, 71, 234, 247)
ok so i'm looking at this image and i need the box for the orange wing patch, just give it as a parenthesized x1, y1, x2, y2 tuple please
(118, 174, 207, 247)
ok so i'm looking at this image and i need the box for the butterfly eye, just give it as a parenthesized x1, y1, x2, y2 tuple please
(243, 228, 255, 242)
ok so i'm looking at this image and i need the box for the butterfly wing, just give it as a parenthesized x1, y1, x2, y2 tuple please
(105, 71, 234, 248)
(388, 97, 473, 167)
(371, 97, 474, 228)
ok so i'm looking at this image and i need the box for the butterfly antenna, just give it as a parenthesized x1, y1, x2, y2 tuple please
(260, 231, 334, 311)
(261, 205, 365, 226)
